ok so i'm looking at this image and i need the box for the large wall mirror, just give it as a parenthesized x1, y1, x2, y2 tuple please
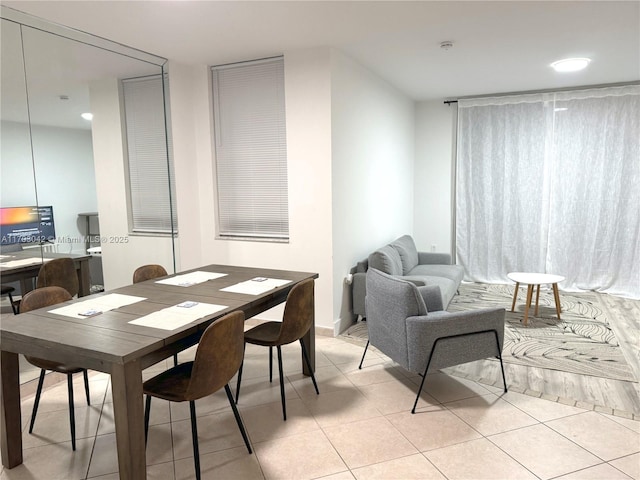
(1, 7, 177, 381)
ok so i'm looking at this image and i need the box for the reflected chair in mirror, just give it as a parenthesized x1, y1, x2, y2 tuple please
(360, 268, 507, 414)
(235, 278, 319, 421)
(20, 286, 90, 450)
(133, 264, 175, 365)
(143, 311, 252, 480)
(36, 257, 79, 298)
(1, 284, 19, 314)
(133, 264, 168, 284)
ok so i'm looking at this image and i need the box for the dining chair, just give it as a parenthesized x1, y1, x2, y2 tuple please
(132, 264, 176, 365)
(143, 310, 252, 480)
(20, 286, 91, 451)
(1, 284, 19, 314)
(36, 257, 79, 298)
(235, 278, 318, 421)
(132, 264, 168, 284)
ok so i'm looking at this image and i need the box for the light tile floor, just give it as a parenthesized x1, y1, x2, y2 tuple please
(1, 335, 639, 480)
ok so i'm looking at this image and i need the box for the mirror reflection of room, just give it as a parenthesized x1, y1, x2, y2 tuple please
(1, 14, 176, 319)
(1, 11, 176, 387)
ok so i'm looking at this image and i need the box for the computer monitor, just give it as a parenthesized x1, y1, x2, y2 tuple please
(0, 205, 56, 245)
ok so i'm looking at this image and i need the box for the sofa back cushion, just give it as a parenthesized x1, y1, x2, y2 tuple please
(391, 235, 419, 274)
(368, 245, 403, 276)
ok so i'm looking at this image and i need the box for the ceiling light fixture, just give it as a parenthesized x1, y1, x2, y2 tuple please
(81, 112, 93, 121)
(551, 57, 591, 73)
(440, 41, 454, 51)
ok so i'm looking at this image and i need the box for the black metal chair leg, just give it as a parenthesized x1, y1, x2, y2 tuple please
(269, 346, 273, 382)
(8, 291, 18, 315)
(492, 330, 508, 393)
(276, 346, 286, 421)
(144, 395, 151, 444)
(83, 370, 91, 405)
(358, 340, 370, 370)
(189, 400, 201, 480)
(300, 339, 319, 395)
(29, 369, 46, 433)
(411, 341, 440, 414)
(173, 354, 178, 367)
(67, 374, 76, 451)
(235, 343, 246, 403)
(224, 384, 252, 454)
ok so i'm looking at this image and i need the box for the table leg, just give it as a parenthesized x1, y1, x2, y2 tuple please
(524, 285, 534, 326)
(302, 288, 316, 376)
(510, 282, 520, 312)
(111, 361, 146, 479)
(534, 285, 541, 316)
(1, 351, 22, 468)
(552, 283, 562, 319)
(77, 259, 91, 297)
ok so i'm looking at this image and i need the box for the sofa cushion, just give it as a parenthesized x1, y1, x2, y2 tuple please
(368, 245, 403, 276)
(401, 275, 457, 308)
(391, 235, 419, 274)
(408, 264, 465, 285)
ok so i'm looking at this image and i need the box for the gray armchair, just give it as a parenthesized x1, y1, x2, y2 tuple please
(359, 268, 507, 413)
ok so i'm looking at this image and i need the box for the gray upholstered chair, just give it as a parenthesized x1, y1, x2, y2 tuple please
(20, 286, 90, 450)
(359, 268, 507, 413)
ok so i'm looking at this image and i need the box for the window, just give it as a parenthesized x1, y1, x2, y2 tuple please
(211, 57, 289, 240)
(456, 85, 640, 298)
(122, 74, 177, 234)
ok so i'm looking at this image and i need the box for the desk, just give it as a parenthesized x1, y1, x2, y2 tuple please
(0, 251, 92, 297)
(1, 264, 318, 479)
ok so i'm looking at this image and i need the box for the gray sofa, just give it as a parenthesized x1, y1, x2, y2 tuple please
(352, 235, 464, 318)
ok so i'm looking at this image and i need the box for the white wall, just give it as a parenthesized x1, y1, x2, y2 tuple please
(1, 120, 96, 254)
(169, 48, 335, 331)
(414, 100, 456, 256)
(90, 78, 175, 289)
(330, 50, 415, 333)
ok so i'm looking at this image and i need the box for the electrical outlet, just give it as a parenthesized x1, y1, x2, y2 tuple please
(431, 244, 437, 252)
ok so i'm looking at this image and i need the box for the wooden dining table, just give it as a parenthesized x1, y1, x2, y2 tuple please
(0, 263, 318, 479)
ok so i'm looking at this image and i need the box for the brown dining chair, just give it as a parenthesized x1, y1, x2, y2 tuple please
(143, 310, 252, 480)
(133, 264, 168, 284)
(20, 286, 90, 451)
(235, 278, 318, 421)
(36, 257, 79, 298)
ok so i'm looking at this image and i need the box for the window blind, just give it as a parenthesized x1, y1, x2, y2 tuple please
(122, 75, 177, 234)
(212, 57, 289, 240)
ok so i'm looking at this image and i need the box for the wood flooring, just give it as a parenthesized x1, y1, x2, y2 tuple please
(447, 290, 640, 417)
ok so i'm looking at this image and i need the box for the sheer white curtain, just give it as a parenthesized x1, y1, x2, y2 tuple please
(456, 85, 640, 298)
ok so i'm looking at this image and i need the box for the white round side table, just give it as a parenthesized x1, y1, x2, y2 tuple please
(507, 272, 565, 326)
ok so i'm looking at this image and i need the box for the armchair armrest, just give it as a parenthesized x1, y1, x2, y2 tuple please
(405, 308, 505, 373)
(418, 252, 452, 265)
(417, 285, 443, 312)
(400, 276, 426, 287)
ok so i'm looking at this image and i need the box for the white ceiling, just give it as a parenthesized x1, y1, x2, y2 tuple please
(3, 0, 640, 102)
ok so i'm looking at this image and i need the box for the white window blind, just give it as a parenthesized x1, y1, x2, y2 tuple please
(122, 75, 177, 234)
(212, 57, 289, 240)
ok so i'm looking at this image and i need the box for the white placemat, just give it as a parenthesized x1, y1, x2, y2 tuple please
(48, 294, 147, 319)
(220, 277, 291, 295)
(155, 271, 227, 286)
(128, 302, 227, 330)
